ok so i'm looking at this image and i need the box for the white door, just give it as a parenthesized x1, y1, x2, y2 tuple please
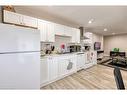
(40, 58, 49, 85)
(23, 15, 38, 28)
(48, 57, 58, 81)
(0, 52, 40, 89)
(3, 10, 22, 25)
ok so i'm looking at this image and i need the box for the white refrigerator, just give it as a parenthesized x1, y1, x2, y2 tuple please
(0, 23, 40, 89)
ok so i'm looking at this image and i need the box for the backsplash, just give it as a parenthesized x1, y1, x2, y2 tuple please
(41, 35, 72, 53)
(54, 35, 71, 50)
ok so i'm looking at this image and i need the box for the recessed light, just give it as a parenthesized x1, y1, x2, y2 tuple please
(88, 21, 92, 24)
(88, 19, 94, 24)
(104, 28, 107, 31)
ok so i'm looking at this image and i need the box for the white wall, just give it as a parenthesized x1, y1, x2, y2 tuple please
(104, 34, 127, 56)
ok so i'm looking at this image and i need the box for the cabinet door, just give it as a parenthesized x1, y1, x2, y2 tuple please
(63, 26, 72, 36)
(58, 57, 69, 77)
(71, 28, 76, 43)
(54, 23, 65, 36)
(92, 51, 97, 65)
(76, 29, 80, 43)
(83, 32, 93, 43)
(40, 58, 48, 85)
(71, 28, 79, 43)
(69, 56, 77, 73)
(3, 10, 22, 25)
(47, 22, 55, 42)
(38, 20, 55, 42)
(77, 54, 84, 70)
(38, 20, 47, 42)
(48, 57, 58, 81)
(23, 15, 38, 28)
(58, 56, 77, 77)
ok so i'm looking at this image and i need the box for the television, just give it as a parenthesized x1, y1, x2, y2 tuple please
(94, 42, 101, 50)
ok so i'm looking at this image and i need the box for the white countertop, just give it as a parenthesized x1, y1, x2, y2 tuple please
(41, 52, 85, 58)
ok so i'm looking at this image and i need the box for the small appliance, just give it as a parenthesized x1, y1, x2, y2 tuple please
(69, 45, 81, 52)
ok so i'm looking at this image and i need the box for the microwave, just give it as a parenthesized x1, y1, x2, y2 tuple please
(69, 45, 81, 52)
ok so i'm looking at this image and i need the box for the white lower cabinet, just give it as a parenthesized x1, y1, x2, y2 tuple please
(84, 51, 97, 69)
(40, 58, 48, 86)
(40, 53, 97, 87)
(48, 57, 58, 81)
(77, 54, 85, 71)
(58, 55, 76, 78)
(69, 56, 77, 73)
(40, 56, 58, 87)
(40, 55, 77, 87)
(58, 57, 69, 77)
(92, 51, 97, 65)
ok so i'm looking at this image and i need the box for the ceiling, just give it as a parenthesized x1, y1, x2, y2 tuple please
(14, 6, 127, 36)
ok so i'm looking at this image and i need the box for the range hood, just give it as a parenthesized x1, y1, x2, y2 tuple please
(79, 27, 89, 40)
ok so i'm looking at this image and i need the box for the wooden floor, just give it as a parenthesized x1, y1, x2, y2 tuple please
(41, 65, 127, 90)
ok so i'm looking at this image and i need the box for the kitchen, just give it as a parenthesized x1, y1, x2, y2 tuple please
(0, 6, 101, 89)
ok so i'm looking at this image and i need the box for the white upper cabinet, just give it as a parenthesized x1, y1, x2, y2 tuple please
(38, 19, 55, 42)
(83, 32, 93, 43)
(71, 28, 80, 43)
(54, 23, 80, 43)
(46, 22, 55, 42)
(38, 20, 47, 42)
(54, 23, 72, 37)
(3, 10, 38, 28)
(3, 10, 80, 43)
(75, 29, 80, 43)
(54, 23, 65, 36)
(4, 10, 22, 25)
(22, 15, 38, 28)
(64, 25, 72, 36)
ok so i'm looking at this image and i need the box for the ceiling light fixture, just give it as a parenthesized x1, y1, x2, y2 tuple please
(88, 19, 94, 24)
(104, 28, 107, 31)
(88, 20, 92, 24)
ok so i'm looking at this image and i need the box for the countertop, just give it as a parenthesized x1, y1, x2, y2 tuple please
(41, 52, 85, 58)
